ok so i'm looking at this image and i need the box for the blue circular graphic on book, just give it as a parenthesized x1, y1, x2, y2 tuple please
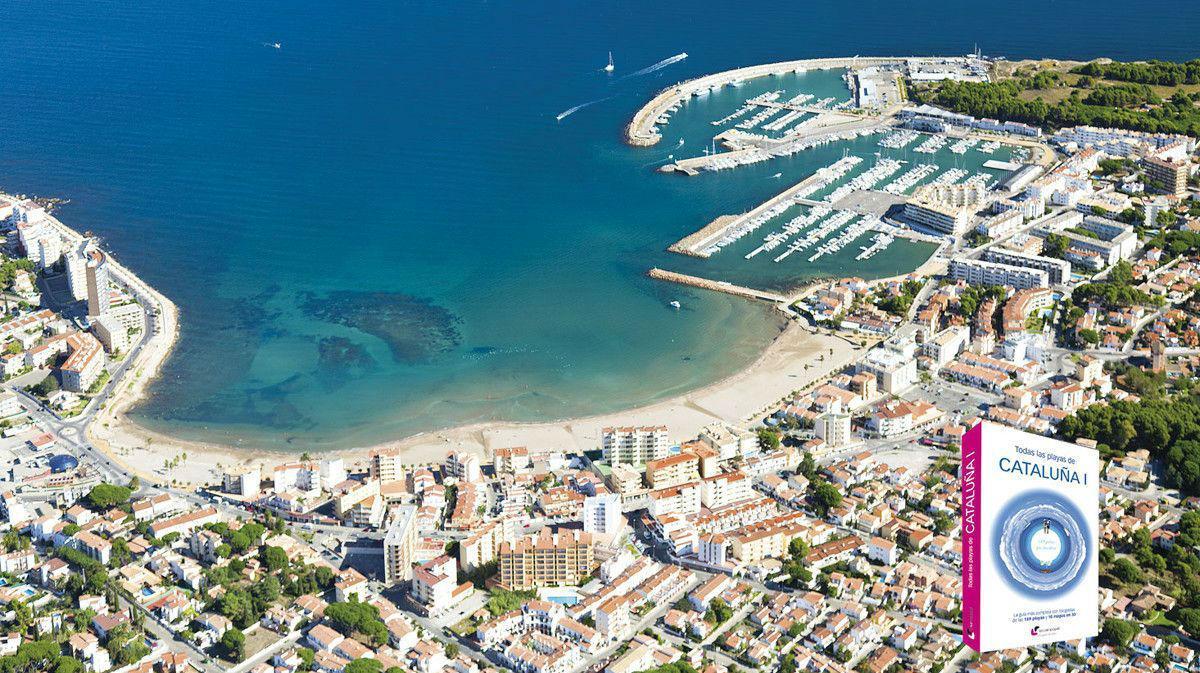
(992, 490, 1090, 598)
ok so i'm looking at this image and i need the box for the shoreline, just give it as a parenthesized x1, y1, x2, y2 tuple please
(91, 314, 863, 489)
(43, 54, 980, 486)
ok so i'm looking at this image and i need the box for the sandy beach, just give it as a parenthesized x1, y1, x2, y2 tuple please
(88, 314, 867, 489)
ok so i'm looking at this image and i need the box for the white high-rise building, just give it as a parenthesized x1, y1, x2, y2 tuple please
(320, 458, 346, 490)
(815, 412, 853, 448)
(66, 239, 91, 301)
(384, 505, 418, 585)
(447, 451, 482, 482)
(602, 426, 669, 465)
(582, 491, 623, 536)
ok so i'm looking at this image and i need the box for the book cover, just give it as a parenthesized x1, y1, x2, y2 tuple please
(961, 421, 1098, 652)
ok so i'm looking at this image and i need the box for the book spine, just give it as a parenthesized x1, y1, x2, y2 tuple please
(961, 422, 983, 651)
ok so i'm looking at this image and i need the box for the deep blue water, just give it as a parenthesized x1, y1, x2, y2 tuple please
(0, 1, 1195, 450)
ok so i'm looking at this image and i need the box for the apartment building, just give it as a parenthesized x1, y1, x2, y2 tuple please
(1143, 155, 1190, 196)
(949, 258, 1049, 290)
(602, 426, 669, 465)
(497, 529, 595, 590)
(383, 505, 418, 585)
(582, 491, 624, 536)
(369, 447, 404, 484)
(645, 453, 699, 489)
(981, 248, 1071, 285)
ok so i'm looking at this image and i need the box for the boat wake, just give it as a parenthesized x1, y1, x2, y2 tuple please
(621, 52, 688, 79)
(556, 95, 616, 121)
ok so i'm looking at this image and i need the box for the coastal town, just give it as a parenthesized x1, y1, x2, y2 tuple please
(3, 54, 1200, 673)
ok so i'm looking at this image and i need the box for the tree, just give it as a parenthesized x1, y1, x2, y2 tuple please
(1099, 618, 1138, 650)
(1111, 557, 1143, 584)
(757, 428, 781, 452)
(345, 661, 382, 673)
(706, 598, 733, 624)
(260, 545, 289, 572)
(810, 480, 843, 516)
(445, 642, 460, 658)
(799, 453, 816, 480)
(297, 647, 315, 670)
(788, 537, 810, 559)
(1171, 609, 1200, 638)
(221, 629, 246, 662)
(85, 483, 132, 510)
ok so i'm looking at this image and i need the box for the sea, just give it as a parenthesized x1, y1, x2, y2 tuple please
(0, 0, 1194, 451)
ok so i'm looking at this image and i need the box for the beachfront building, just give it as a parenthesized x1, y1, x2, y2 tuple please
(497, 528, 595, 590)
(383, 505, 418, 585)
(370, 447, 404, 484)
(85, 250, 111, 318)
(602, 426, 669, 466)
(90, 314, 130, 353)
(446, 451, 482, 482)
(65, 239, 91, 302)
(222, 467, 261, 497)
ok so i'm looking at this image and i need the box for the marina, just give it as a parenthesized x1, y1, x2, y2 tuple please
(669, 155, 862, 257)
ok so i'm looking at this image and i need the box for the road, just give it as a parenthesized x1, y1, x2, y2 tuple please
(120, 592, 222, 673)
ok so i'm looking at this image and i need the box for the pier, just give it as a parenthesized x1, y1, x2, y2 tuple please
(626, 56, 905, 147)
(660, 116, 888, 176)
(648, 268, 786, 303)
(667, 157, 863, 258)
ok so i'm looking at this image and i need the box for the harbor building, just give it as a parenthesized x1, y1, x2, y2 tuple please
(903, 182, 988, 236)
(383, 505, 418, 585)
(949, 258, 1049, 290)
(602, 426, 669, 466)
(497, 528, 595, 590)
(982, 249, 1071, 285)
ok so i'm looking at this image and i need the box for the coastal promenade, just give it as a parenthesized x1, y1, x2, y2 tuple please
(626, 56, 903, 146)
(23, 199, 181, 484)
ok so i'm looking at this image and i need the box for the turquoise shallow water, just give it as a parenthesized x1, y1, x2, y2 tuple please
(0, 1, 1195, 451)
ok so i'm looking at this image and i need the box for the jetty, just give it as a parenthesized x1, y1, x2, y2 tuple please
(648, 268, 786, 303)
(626, 56, 904, 147)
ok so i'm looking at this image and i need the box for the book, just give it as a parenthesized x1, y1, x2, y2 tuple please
(961, 421, 1098, 651)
